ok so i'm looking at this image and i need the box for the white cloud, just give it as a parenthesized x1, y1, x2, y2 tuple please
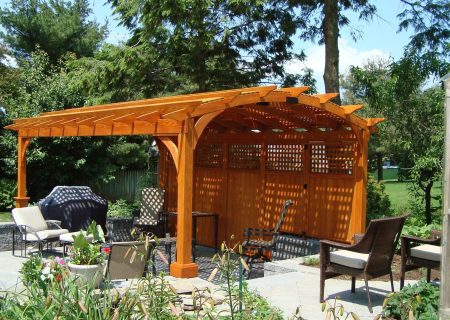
(285, 38, 390, 92)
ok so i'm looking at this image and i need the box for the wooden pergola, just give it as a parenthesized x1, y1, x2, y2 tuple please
(6, 85, 383, 278)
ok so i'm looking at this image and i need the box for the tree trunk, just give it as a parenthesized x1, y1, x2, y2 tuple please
(377, 152, 383, 181)
(424, 181, 433, 225)
(323, 0, 341, 105)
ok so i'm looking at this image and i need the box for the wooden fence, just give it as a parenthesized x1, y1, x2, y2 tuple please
(90, 162, 158, 202)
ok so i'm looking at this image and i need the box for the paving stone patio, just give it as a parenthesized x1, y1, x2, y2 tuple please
(0, 237, 416, 319)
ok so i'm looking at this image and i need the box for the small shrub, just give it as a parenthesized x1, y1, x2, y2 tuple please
(303, 256, 319, 266)
(382, 280, 439, 320)
(0, 178, 16, 211)
(107, 199, 138, 218)
(366, 176, 392, 223)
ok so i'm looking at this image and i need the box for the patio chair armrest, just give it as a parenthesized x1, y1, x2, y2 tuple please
(46, 220, 62, 229)
(243, 227, 275, 239)
(320, 239, 352, 250)
(15, 224, 42, 241)
(401, 234, 441, 246)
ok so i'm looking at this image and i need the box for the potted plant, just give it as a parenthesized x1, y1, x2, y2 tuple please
(67, 221, 106, 288)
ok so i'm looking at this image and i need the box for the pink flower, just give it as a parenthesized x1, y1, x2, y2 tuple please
(55, 256, 65, 265)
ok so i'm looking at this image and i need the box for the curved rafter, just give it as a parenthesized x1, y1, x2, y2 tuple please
(6, 86, 383, 139)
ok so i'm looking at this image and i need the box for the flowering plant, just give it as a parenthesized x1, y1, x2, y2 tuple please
(21, 255, 68, 294)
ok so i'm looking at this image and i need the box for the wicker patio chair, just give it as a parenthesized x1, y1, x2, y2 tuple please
(133, 188, 165, 237)
(105, 241, 154, 280)
(400, 230, 441, 289)
(320, 214, 408, 313)
(242, 200, 293, 271)
(12, 206, 69, 257)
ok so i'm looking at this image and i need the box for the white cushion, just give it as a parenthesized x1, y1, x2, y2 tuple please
(25, 228, 69, 241)
(12, 206, 47, 232)
(59, 232, 93, 243)
(330, 250, 369, 269)
(411, 244, 441, 262)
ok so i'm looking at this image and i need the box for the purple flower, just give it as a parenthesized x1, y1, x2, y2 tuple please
(55, 256, 65, 265)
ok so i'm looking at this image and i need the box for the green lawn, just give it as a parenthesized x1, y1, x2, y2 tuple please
(383, 181, 443, 214)
(0, 212, 13, 223)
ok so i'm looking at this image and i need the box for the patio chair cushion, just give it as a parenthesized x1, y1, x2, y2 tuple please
(410, 244, 441, 262)
(24, 228, 69, 241)
(12, 206, 48, 232)
(59, 232, 93, 243)
(329, 250, 369, 269)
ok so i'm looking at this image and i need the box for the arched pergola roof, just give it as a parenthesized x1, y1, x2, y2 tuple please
(5, 85, 384, 279)
(5, 85, 383, 138)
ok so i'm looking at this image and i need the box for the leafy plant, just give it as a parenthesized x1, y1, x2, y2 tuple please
(20, 255, 67, 295)
(0, 178, 16, 211)
(382, 280, 440, 320)
(321, 296, 360, 320)
(303, 256, 320, 266)
(366, 176, 393, 223)
(69, 221, 105, 265)
(107, 199, 138, 218)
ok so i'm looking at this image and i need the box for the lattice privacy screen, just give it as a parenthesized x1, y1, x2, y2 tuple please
(229, 144, 261, 169)
(310, 143, 356, 175)
(266, 144, 304, 172)
(195, 144, 223, 168)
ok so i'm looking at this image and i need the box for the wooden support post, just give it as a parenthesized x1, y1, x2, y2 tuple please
(352, 127, 368, 236)
(440, 73, 450, 318)
(14, 136, 31, 208)
(170, 118, 199, 278)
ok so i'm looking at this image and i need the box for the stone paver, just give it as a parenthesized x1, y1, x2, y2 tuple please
(248, 264, 416, 320)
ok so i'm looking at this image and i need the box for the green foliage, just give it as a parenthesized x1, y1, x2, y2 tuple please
(0, 178, 16, 210)
(108, 0, 303, 91)
(303, 256, 319, 266)
(21, 255, 67, 295)
(321, 296, 360, 320)
(107, 139, 149, 171)
(0, 51, 149, 202)
(70, 221, 105, 265)
(107, 199, 138, 218)
(382, 280, 440, 320)
(398, 0, 450, 77)
(366, 176, 392, 222)
(3, 240, 285, 319)
(402, 223, 438, 240)
(341, 55, 445, 225)
(0, 0, 107, 63)
(207, 238, 286, 319)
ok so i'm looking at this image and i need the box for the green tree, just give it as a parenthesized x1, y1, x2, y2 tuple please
(1, 51, 119, 201)
(109, 0, 303, 92)
(67, 43, 186, 104)
(295, 0, 376, 103)
(0, 0, 107, 63)
(398, 0, 450, 77)
(342, 55, 445, 225)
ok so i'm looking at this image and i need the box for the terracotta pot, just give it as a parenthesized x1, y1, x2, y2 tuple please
(68, 262, 104, 288)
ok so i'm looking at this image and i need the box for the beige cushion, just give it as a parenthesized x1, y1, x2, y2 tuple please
(411, 244, 441, 262)
(12, 206, 48, 232)
(59, 232, 93, 243)
(25, 228, 69, 241)
(330, 250, 369, 269)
